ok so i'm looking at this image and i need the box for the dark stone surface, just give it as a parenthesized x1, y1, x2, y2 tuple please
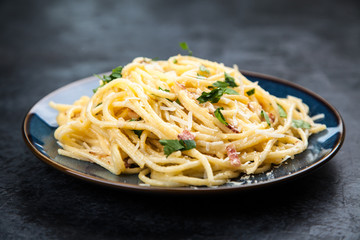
(1, 0, 359, 239)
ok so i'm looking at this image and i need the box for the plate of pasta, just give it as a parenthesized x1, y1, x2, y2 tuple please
(23, 55, 344, 192)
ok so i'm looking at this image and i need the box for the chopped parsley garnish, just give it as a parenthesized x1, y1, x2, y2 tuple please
(173, 59, 178, 64)
(133, 130, 143, 138)
(223, 88, 239, 95)
(212, 81, 229, 88)
(277, 104, 287, 118)
(93, 66, 123, 93)
(261, 110, 271, 126)
(110, 66, 123, 79)
(246, 88, 255, 96)
(179, 42, 193, 56)
(159, 87, 170, 92)
(214, 107, 228, 126)
(159, 139, 196, 157)
(199, 65, 210, 75)
(175, 99, 181, 105)
(224, 72, 238, 87)
(197, 87, 225, 103)
(292, 120, 311, 129)
(197, 73, 239, 104)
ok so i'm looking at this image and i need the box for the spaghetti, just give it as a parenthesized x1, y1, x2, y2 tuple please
(50, 55, 326, 187)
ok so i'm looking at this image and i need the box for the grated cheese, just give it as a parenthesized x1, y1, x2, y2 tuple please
(234, 100, 239, 113)
(165, 111, 170, 121)
(173, 101, 184, 109)
(126, 97, 141, 100)
(255, 129, 285, 138)
(212, 141, 224, 145)
(232, 115, 239, 126)
(160, 106, 177, 111)
(170, 115, 188, 126)
(205, 142, 210, 151)
(187, 111, 193, 130)
(134, 141, 140, 151)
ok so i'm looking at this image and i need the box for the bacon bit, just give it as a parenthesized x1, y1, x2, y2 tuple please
(178, 129, 195, 140)
(124, 158, 131, 168)
(226, 124, 240, 133)
(269, 113, 275, 122)
(226, 144, 241, 167)
(89, 151, 108, 157)
(175, 81, 186, 89)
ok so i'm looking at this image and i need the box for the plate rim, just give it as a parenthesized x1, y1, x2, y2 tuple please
(22, 70, 346, 193)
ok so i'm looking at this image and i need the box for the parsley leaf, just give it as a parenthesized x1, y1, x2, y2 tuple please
(197, 88, 225, 103)
(179, 42, 193, 56)
(246, 88, 255, 96)
(133, 130, 143, 138)
(292, 120, 311, 129)
(261, 110, 271, 126)
(110, 66, 123, 79)
(159, 139, 196, 157)
(197, 82, 239, 104)
(224, 72, 238, 87)
(212, 82, 239, 95)
(197, 72, 239, 103)
(159, 140, 184, 157)
(213, 81, 229, 88)
(175, 99, 181, 105)
(159, 87, 170, 92)
(182, 140, 196, 150)
(277, 104, 287, 118)
(173, 59, 178, 64)
(93, 66, 123, 93)
(214, 107, 228, 126)
(224, 88, 239, 95)
(199, 65, 210, 75)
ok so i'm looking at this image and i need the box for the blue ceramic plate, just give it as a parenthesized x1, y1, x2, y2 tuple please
(22, 71, 345, 193)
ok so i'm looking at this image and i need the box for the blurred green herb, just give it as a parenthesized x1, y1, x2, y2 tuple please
(93, 66, 123, 93)
(261, 110, 271, 126)
(277, 104, 287, 118)
(159, 139, 196, 157)
(246, 88, 255, 96)
(179, 42, 193, 56)
(214, 107, 228, 126)
(292, 120, 311, 129)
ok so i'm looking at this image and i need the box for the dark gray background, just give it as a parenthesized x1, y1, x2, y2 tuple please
(1, 0, 359, 239)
